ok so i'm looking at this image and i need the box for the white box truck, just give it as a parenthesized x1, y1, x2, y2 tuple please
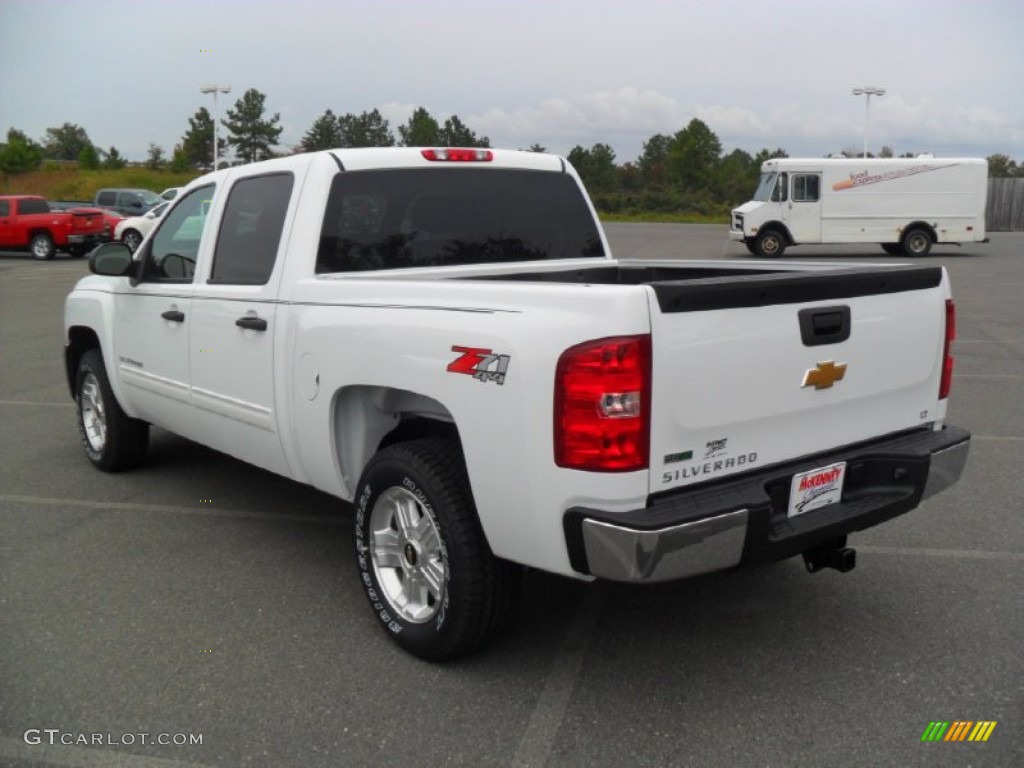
(730, 157, 988, 257)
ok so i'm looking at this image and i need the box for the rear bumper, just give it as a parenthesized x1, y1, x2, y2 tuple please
(564, 425, 970, 583)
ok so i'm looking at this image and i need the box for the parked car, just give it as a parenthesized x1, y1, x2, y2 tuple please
(160, 187, 182, 201)
(114, 201, 169, 251)
(93, 188, 162, 216)
(0, 195, 107, 259)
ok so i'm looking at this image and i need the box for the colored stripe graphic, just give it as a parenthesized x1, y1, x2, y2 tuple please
(921, 721, 996, 742)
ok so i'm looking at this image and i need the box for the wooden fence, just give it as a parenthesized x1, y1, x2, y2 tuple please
(987, 178, 1024, 231)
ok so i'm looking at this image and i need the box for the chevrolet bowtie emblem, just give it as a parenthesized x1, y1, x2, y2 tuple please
(802, 360, 847, 390)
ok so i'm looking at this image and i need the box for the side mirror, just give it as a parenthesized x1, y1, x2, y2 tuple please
(89, 242, 135, 277)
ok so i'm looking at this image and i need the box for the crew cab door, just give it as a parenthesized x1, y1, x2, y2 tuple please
(112, 184, 216, 434)
(782, 172, 822, 243)
(187, 171, 295, 477)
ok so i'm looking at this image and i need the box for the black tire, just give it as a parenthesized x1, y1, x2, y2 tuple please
(122, 229, 142, 252)
(354, 438, 521, 661)
(30, 232, 55, 260)
(754, 229, 786, 258)
(744, 240, 758, 255)
(75, 349, 149, 471)
(881, 243, 903, 256)
(901, 228, 932, 257)
(69, 246, 86, 259)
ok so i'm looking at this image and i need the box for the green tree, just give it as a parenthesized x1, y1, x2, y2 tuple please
(714, 148, 754, 203)
(667, 118, 722, 193)
(439, 114, 490, 147)
(879, 145, 894, 158)
(223, 88, 283, 163)
(42, 122, 93, 161)
(397, 107, 441, 146)
(77, 143, 101, 170)
(169, 144, 192, 172)
(987, 153, 1020, 177)
(566, 143, 617, 192)
(302, 109, 343, 151)
(0, 128, 44, 175)
(339, 108, 395, 147)
(528, 143, 547, 153)
(182, 106, 215, 170)
(103, 146, 126, 169)
(752, 147, 788, 166)
(637, 133, 672, 185)
(146, 143, 165, 170)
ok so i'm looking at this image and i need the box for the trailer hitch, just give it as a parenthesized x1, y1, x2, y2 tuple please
(803, 537, 857, 574)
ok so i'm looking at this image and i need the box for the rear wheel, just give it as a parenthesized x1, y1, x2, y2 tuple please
(354, 438, 521, 661)
(881, 243, 903, 256)
(754, 230, 786, 258)
(901, 228, 932, 257)
(30, 232, 55, 260)
(76, 349, 149, 471)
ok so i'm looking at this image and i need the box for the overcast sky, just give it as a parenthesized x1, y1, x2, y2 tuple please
(2, 0, 1022, 164)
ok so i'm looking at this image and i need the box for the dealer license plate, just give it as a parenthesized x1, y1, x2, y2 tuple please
(787, 461, 847, 518)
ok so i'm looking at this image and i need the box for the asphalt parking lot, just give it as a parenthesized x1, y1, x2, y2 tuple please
(1, 226, 1021, 768)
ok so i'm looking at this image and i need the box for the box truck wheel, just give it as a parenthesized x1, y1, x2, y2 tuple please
(901, 228, 932, 257)
(754, 230, 786, 258)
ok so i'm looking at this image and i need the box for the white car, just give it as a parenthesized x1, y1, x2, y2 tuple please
(114, 201, 170, 251)
(160, 187, 182, 201)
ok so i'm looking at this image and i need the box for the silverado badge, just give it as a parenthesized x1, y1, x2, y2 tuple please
(802, 360, 847, 390)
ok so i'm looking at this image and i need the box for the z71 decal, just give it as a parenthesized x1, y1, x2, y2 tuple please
(447, 346, 511, 385)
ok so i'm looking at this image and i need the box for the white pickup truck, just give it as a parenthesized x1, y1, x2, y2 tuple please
(65, 147, 970, 660)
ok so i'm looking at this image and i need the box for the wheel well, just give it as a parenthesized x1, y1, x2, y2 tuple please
(901, 222, 936, 242)
(758, 222, 792, 244)
(332, 385, 461, 497)
(29, 228, 54, 242)
(65, 326, 101, 396)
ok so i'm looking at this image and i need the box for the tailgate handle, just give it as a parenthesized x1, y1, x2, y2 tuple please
(799, 306, 851, 346)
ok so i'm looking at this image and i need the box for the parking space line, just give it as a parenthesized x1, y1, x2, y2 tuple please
(858, 546, 1024, 562)
(0, 737, 215, 768)
(512, 585, 607, 768)
(0, 493, 345, 525)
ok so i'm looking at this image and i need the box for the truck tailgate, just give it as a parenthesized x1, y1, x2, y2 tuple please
(647, 267, 948, 495)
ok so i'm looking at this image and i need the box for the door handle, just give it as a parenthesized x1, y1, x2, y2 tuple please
(235, 316, 267, 332)
(161, 310, 185, 322)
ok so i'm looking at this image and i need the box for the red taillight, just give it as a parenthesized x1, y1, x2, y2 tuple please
(939, 298, 956, 399)
(554, 335, 651, 472)
(421, 148, 493, 162)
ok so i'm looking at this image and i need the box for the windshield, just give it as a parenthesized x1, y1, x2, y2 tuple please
(316, 168, 605, 273)
(753, 172, 777, 202)
(139, 191, 162, 205)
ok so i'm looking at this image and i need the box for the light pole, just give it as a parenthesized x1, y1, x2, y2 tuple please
(851, 86, 885, 158)
(200, 85, 231, 170)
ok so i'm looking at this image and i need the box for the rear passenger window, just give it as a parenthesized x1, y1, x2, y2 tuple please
(0, 201, 8, 216)
(210, 173, 293, 285)
(792, 174, 821, 202)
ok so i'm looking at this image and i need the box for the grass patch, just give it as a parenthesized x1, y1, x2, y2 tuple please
(599, 211, 730, 225)
(1, 168, 202, 201)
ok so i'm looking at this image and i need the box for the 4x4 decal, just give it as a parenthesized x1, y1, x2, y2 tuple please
(447, 346, 510, 385)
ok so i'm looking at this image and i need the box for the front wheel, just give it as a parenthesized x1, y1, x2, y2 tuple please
(754, 230, 786, 258)
(901, 228, 932, 257)
(354, 438, 520, 661)
(122, 230, 143, 252)
(76, 349, 149, 471)
(30, 232, 55, 260)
